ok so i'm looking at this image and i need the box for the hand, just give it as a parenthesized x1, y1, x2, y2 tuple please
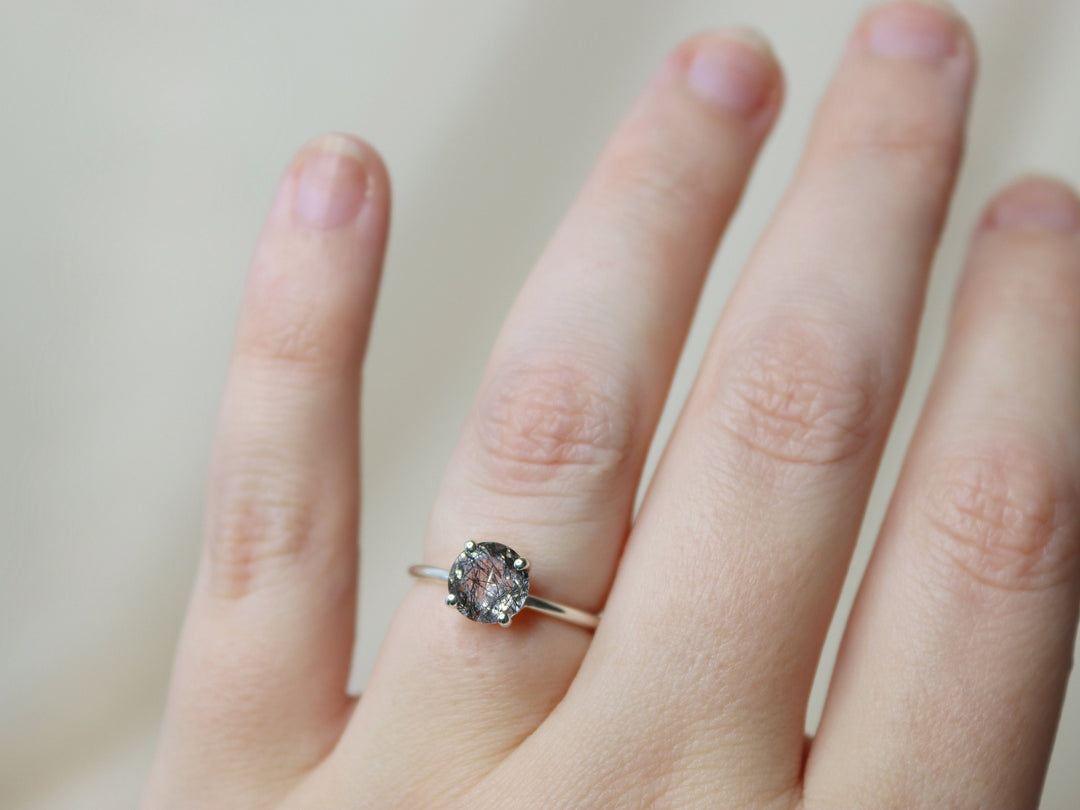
(142, 3, 1080, 808)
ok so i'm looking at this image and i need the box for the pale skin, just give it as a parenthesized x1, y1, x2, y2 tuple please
(142, 2, 1080, 808)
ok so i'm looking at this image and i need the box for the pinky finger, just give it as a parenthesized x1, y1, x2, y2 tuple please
(808, 178, 1080, 809)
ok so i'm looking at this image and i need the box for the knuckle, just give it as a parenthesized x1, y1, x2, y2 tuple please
(835, 122, 958, 172)
(963, 238, 1080, 330)
(206, 467, 319, 598)
(239, 260, 357, 370)
(711, 318, 884, 468)
(597, 133, 708, 223)
(471, 356, 636, 489)
(815, 98, 962, 181)
(920, 445, 1080, 596)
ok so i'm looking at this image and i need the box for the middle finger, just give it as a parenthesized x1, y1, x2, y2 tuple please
(542, 2, 976, 804)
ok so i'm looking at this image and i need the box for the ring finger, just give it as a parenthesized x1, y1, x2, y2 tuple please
(526, 2, 975, 804)
(338, 28, 783, 792)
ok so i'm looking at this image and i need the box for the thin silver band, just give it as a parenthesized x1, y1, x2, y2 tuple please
(408, 565, 600, 630)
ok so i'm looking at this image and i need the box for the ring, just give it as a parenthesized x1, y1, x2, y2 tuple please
(409, 541, 599, 630)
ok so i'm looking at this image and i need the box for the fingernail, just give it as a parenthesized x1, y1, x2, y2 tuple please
(293, 134, 369, 229)
(985, 178, 1080, 233)
(865, 0, 960, 62)
(685, 29, 775, 115)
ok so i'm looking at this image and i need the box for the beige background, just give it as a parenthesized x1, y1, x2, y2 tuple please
(3, 1, 1079, 807)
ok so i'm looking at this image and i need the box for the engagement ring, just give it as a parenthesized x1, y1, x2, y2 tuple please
(409, 541, 599, 629)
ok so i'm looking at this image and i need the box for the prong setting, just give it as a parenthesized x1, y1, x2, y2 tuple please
(445, 541, 529, 626)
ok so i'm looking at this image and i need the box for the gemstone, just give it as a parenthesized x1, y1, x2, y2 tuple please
(448, 542, 529, 624)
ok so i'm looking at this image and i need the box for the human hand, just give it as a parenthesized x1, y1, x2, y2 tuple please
(142, 3, 1080, 807)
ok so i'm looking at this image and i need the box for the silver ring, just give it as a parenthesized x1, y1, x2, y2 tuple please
(409, 541, 599, 630)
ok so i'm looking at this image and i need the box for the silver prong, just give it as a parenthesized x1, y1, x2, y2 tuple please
(497, 612, 511, 627)
(446, 593, 458, 606)
(513, 556, 529, 571)
(464, 540, 476, 552)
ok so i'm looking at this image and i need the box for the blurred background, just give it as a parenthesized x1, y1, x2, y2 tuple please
(2, 1, 1079, 807)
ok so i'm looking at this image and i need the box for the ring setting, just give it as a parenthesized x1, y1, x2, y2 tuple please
(409, 541, 600, 630)
(447, 540, 528, 625)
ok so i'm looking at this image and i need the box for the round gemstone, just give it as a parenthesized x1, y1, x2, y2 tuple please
(448, 542, 529, 624)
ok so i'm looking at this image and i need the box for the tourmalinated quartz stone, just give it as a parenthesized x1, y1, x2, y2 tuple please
(448, 542, 529, 624)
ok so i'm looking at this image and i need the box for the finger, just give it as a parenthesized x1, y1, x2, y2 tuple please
(342, 30, 782, 787)
(807, 178, 1080, 809)
(532, 2, 975, 803)
(145, 134, 389, 804)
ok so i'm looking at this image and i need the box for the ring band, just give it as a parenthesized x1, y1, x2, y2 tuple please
(409, 541, 599, 630)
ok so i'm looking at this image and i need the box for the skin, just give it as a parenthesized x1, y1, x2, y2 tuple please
(142, 2, 1080, 808)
